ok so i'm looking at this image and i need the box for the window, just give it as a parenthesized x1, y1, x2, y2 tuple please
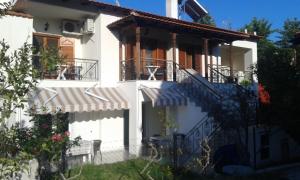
(260, 133, 270, 160)
(32, 33, 61, 78)
(33, 33, 60, 53)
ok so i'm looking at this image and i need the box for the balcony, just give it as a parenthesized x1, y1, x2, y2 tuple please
(208, 64, 254, 84)
(120, 58, 173, 81)
(33, 57, 99, 81)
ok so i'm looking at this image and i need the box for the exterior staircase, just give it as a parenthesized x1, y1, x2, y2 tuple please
(172, 63, 258, 168)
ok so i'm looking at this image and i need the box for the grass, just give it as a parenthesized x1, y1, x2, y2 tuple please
(65, 159, 282, 180)
(66, 159, 173, 180)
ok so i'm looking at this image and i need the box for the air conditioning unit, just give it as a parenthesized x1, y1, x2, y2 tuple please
(83, 18, 95, 34)
(62, 20, 82, 36)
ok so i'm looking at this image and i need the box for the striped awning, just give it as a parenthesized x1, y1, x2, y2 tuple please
(141, 87, 187, 107)
(29, 87, 130, 114)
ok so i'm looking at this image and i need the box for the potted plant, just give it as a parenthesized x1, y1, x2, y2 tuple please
(38, 47, 63, 79)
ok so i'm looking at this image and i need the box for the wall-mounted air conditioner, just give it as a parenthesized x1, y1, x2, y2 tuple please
(83, 18, 95, 34)
(62, 20, 82, 36)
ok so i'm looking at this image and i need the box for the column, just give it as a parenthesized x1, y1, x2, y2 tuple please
(167, 33, 176, 81)
(204, 38, 209, 79)
(119, 33, 124, 81)
(229, 42, 233, 79)
(135, 27, 141, 80)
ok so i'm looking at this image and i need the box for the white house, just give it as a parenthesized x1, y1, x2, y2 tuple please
(2, 0, 296, 171)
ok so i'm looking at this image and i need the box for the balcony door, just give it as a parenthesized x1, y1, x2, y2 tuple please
(60, 37, 75, 63)
(141, 39, 166, 80)
(179, 45, 202, 73)
(33, 33, 60, 78)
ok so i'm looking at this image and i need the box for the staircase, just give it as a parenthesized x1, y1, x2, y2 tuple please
(172, 62, 258, 168)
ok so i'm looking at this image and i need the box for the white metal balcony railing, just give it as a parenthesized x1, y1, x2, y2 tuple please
(32, 57, 99, 81)
(208, 64, 254, 84)
(120, 58, 174, 81)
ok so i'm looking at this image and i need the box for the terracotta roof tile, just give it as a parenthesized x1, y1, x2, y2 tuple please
(6, 10, 33, 19)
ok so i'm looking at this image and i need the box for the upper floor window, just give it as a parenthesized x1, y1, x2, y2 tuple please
(33, 33, 60, 53)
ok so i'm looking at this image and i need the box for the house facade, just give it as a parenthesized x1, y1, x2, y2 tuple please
(0, 0, 276, 168)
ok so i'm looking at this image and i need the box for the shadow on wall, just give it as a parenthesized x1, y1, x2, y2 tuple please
(70, 110, 124, 123)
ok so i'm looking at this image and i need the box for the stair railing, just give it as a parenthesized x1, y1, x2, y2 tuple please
(173, 62, 258, 167)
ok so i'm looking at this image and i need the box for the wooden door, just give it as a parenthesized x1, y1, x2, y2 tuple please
(156, 42, 166, 67)
(179, 46, 186, 69)
(179, 45, 202, 71)
(125, 39, 136, 80)
(186, 47, 193, 69)
(60, 37, 74, 63)
(194, 48, 202, 73)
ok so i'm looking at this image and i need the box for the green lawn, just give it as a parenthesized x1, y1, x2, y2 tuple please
(66, 159, 281, 180)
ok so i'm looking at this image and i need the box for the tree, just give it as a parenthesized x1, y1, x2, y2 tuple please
(239, 17, 273, 38)
(255, 44, 300, 142)
(277, 18, 300, 48)
(240, 17, 275, 62)
(0, 41, 38, 178)
(0, 41, 37, 122)
(197, 14, 216, 26)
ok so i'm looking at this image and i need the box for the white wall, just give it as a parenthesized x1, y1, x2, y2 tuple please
(0, 14, 33, 53)
(99, 13, 121, 87)
(118, 81, 140, 154)
(33, 17, 83, 59)
(118, 81, 174, 154)
(69, 110, 125, 151)
(174, 101, 207, 134)
(248, 126, 300, 167)
(232, 40, 257, 69)
(118, 80, 210, 154)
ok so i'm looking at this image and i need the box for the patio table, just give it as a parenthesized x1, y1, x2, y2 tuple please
(145, 65, 160, 80)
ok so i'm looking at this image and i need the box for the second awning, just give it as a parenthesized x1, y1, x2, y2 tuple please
(141, 87, 187, 107)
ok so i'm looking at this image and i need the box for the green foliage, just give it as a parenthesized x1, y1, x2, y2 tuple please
(276, 18, 300, 48)
(157, 108, 178, 136)
(239, 17, 273, 38)
(0, 40, 38, 122)
(35, 47, 64, 79)
(240, 80, 252, 87)
(67, 159, 281, 180)
(0, 125, 33, 179)
(0, 40, 38, 178)
(197, 14, 216, 26)
(256, 43, 300, 142)
(67, 159, 173, 180)
(16, 113, 81, 179)
(0, 1, 12, 17)
(240, 16, 300, 142)
(0, 40, 79, 178)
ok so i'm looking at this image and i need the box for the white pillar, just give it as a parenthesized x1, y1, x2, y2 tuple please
(166, 0, 178, 19)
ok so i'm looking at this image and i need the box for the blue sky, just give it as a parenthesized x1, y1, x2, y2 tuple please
(99, 0, 300, 38)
